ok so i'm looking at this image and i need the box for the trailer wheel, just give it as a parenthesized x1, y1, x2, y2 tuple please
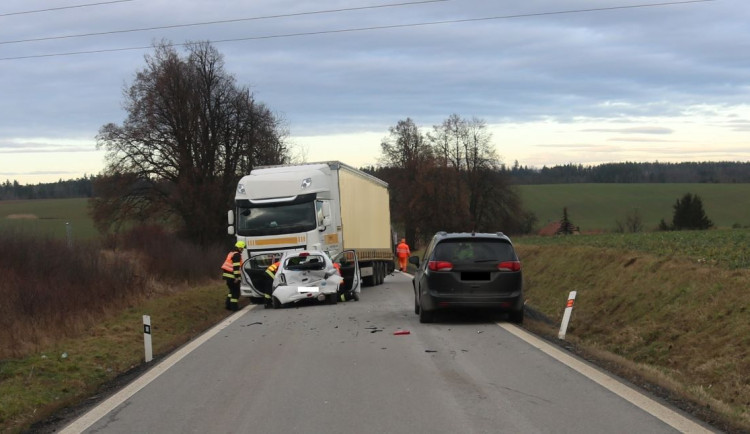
(373, 262, 381, 285)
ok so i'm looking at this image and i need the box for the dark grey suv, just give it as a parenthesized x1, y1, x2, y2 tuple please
(410, 232, 524, 324)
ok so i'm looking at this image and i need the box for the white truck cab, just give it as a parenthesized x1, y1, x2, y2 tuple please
(228, 162, 391, 303)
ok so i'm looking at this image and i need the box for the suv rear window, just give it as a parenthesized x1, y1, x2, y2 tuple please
(432, 239, 515, 264)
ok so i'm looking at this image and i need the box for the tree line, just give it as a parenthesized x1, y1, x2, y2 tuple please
(362, 116, 534, 246)
(0, 176, 96, 200)
(508, 161, 750, 184)
(7, 160, 750, 202)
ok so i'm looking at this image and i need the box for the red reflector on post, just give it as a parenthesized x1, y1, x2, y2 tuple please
(498, 261, 521, 272)
(428, 261, 453, 271)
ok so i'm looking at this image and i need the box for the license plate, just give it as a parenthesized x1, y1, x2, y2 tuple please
(298, 286, 319, 293)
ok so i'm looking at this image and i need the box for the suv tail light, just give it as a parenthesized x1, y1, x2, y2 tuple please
(428, 261, 453, 271)
(498, 261, 521, 272)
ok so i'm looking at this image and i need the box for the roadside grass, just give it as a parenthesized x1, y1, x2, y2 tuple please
(0, 198, 97, 240)
(515, 234, 750, 432)
(0, 282, 231, 433)
(517, 183, 750, 231)
(0, 227, 232, 433)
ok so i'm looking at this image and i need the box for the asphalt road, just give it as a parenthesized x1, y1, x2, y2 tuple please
(64, 272, 715, 434)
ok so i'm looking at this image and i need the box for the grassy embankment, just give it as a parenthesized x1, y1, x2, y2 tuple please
(515, 230, 750, 433)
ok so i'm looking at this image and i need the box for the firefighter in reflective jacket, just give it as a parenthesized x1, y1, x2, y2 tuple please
(263, 257, 281, 308)
(221, 241, 245, 311)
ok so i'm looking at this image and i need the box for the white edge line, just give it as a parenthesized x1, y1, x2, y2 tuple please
(60, 306, 253, 433)
(498, 323, 715, 434)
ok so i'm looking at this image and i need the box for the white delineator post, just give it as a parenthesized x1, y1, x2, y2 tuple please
(558, 291, 577, 340)
(143, 315, 153, 362)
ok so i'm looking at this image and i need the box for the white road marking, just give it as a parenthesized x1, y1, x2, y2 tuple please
(498, 323, 715, 434)
(60, 307, 253, 434)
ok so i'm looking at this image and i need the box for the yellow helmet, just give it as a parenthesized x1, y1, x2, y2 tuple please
(235, 241, 246, 249)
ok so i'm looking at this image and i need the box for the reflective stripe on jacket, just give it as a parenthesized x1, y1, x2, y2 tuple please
(265, 262, 280, 279)
(396, 242, 410, 258)
(221, 251, 241, 280)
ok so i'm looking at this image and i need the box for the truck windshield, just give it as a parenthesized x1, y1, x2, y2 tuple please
(236, 200, 317, 236)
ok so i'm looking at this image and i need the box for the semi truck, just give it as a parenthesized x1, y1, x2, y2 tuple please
(227, 161, 395, 303)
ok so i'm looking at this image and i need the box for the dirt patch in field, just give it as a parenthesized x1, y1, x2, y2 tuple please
(6, 214, 39, 219)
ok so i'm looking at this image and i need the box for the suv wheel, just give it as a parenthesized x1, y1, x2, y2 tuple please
(509, 308, 524, 324)
(419, 306, 434, 323)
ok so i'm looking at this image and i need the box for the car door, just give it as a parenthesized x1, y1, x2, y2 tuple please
(242, 252, 278, 298)
(331, 250, 361, 297)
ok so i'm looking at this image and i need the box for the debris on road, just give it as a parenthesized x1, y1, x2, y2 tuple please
(393, 330, 410, 335)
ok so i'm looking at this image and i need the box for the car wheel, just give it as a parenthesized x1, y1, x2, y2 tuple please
(327, 293, 338, 305)
(272, 297, 282, 309)
(509, 307, 524, 324)
(419, 305, 434, 323)
(353, 291, 360, 301)
(414, 294, 420, 314)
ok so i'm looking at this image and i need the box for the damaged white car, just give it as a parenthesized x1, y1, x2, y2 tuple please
(270, 250, 361, 308)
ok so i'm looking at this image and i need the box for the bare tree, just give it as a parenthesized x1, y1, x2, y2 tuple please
(379, 118, 433, 246)
(94, 41, 289, 244)
(428, 114, 518, 232)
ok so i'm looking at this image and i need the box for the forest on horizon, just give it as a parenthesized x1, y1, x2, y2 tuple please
(2, 161, 750, 201)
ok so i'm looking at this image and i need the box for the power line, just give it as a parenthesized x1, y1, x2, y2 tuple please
(0, 0, 450, 45)
(0, 0, 135, 18)
(0, 0, 716, 61)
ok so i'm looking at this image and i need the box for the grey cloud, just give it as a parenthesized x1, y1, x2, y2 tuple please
(0, 141, 96, 153)
(1, 0, 749, 162)
(582, 127, 674, 135)
(0, 170, 75, 176)
(608, 138, 680, 143)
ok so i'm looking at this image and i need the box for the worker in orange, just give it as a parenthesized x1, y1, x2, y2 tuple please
(396, 238, 411, 272)
(221, 241, 245, 311)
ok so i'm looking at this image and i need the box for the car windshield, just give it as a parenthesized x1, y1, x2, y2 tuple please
(236, 200, 316, 236)
(432, 239, 516, 264)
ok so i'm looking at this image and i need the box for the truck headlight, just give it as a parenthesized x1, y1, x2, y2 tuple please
(237, 183, 246, 195)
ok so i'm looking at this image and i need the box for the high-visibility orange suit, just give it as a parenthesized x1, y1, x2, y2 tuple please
(396, 238, 411, 272)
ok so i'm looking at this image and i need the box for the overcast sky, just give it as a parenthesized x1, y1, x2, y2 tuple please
(1, 0, 748, 184)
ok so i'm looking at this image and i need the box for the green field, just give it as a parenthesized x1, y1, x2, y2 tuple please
(3, 184, 750, 240)
(517, 183, 750, 231)
(0, 198, 97, 240)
